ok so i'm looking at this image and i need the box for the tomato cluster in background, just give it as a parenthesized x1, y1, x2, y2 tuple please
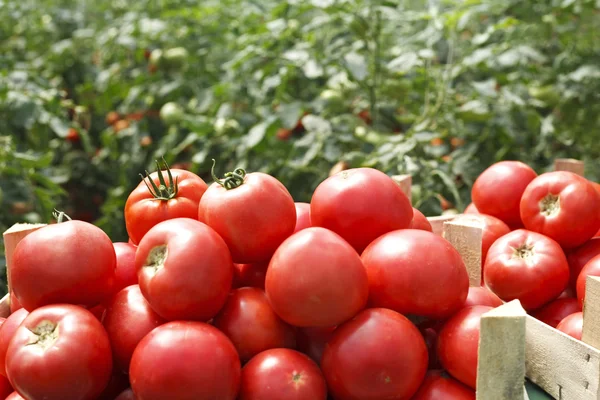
(1, 158, 600, 399)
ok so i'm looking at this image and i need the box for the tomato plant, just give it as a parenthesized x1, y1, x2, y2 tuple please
(556, 312, 583, 340)
(411, 370, 475, 400)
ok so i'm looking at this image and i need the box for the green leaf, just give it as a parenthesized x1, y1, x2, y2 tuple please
(344, 52, 368, 81)
(246, 117, 278, 148)
(49, 117, 71, 138)
(278, 102, 304, 129)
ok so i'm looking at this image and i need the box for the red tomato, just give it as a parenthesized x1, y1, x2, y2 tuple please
(520, 171, 600, 249)
(531, 297, 581, 328)
(266, 227, 368, 327)
(11, 220, 116, 311)
(410, 208, 433, 232)
(5, 393, 24, 400)
(420, 327, 441, 370)
(232, 261, 268, 290)
(484, 230, 569, 310)
(6, 305, 112, 400)
(567, 238, 600, 290)
(115, 388, 136, 400)
(361, 229, 469, 319)
(412, 370, 475, 400)
(97, 372, 130, 400)
(88, 304, 106, 321)
(437, 305, 493, 389)
(125, 165, 208, 245)
(464, 202, 479, 214)
(0, 309, 29, 377)
(112, 242, 138, 294)
(310, 168, 412, 253)
(453, 214, 511, 271)
(556, 312, 583, 340)
(9, 293, 21, 313)
(129, 321, 241, 400)
(294, 202, 311, 233)
(464, 286, 503, 308)
(213, 287, 296, 363)
(0, 374, 12, 399)
(472, 161, 537, 227)
(576, 254, 600, 309)
(296, 326, 336, 364)
(239, 349, 327, 400)
(136, 218, 233, 321)
(103, 285, 166, 373)
(321, 308, 428, 400)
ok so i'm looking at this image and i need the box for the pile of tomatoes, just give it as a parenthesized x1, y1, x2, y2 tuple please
(1, 159, 599, 400)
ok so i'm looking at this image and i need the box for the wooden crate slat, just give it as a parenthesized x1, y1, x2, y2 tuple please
(392, 174, 412, 204)
(427, 214, 462, 236)
(443, 218, 483, 286)
(554, 159, 585, 176)
(3, 223, 47, 292)
(582, 276, 600, 349)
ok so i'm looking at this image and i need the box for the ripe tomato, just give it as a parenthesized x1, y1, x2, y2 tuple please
(5, 393, 24, 400)
(103, 285, 166, 373)
(0, 309, 29, 377)
(310, 168, 412, 253)
(567, 238, 600, 290)
(11, 220, 116, 311)
(115, 388, 136, 400)
(321, 308, 428, 400)
(412, 370, 475, 400)
(125, 162, 208, 245)
(266, 227, 368, 327)
(472, 161, 537, 227)
(294, 202, 311, 233)
(361, 229, 469, 319)
(453, 214, 510, 270)
(464, 202, 479, 214)
(464, 286, 503, 308)
(130, 321, 241, 400)
(6, 305, 112, 400)
(0, 375, 12, 399)
(112, 242, 138, 294)
(520, 171, 600, 249)
(576, 254, 600, 309)
(136, 218, 233, 321)
(198, 162, 296, 263)
(556, 312, 583, 340)
(239, 349, 327, 400)
(296, 326, 336, 364)
(97, 372, 130, 400)
(213, 287, 296, 363)
(410, 208, 433, 232)
(437, 305, 493, 389)
(484, 230, 569, 310)
(9, 293, 21, 313)
(232, 261, 268, 290)
(531, 297, 581, 328)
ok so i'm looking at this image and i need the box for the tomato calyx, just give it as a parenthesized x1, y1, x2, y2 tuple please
(140, 159, 179, 201)
(513, 244, 535, 261)
(540, 193, 560, 217)
(52, 209, 72, 223)
(28, 320, 58, 350)
(211, 159, 246, 190)
(144, 245, 168, 273)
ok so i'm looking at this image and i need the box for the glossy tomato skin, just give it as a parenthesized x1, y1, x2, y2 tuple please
(6, 305, 113, 400)
(239, 349, 327, 400)
(411, 370, 475, 400)
(136, 218, 233, 321)
(266, 227, 368, 327)
(9, 293, 21, 313)
(213, 287, 296, 363)
(11, 221, 116, 311)
(198, 172, 296, 263)
(532, 297, 581, 328)
(576, 254, 600, 309)
(454, 214, 510, 270)
(103, 285, 166, 373)
(464, 286, 503, 308)
(97, 372, 130, 400)
(310, 168, 412, 253)
(567, 238, 600, 290)
(129, 321, 241, 400)
(410, 208, 433, 232)
(125, 169, 208, 245)
(115, 388, 136, 400)
(437, 306, 493, 389)
(520, 171, 600, 249)
(296, 326, 336, 364)
(484, 229, 569, 310)
(232, 261, 269, 290)
(464, 203, 479, 214)
(556, 312, 583, 340)
(361, 229, 469, 319)
(112, 242, 138, 294)
(321, 308, 428, 400)
(0, 308, 29, 377)
(294, 202, 311, 233)
(0, 375, 12, 399)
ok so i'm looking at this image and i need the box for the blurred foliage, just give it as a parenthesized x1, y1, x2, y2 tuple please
(1, 0, 600, 274)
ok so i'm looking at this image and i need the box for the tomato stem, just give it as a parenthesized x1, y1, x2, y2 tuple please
(140, 158, 179, 200)
(211, 159, 246, 190)
(52, 209, 72, 223)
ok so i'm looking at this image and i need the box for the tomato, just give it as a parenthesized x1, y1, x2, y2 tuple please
(129, 321, 240, 400)
(6, 305, 112, 400)
(5, 393, 24, 400)
(296, 326, 336, 364)
(556, 312, 583, 340)
(198, 162, 296, 263)
(159, 102, 184, 125)
(321, 308, 428, 400)
(276, 128, 293, 141)
(0, 309, 29, 377)
(106, 111, 120, 126)
(103, 285, 166, 373)
(112, 242, 138, 294)
(97, 372, 130, 400)
(125, 162, 208, 245)
(310, 168, 412, 253)
(531, 297, 581, 328)
(66, 128, 80, 143)
(420, 327, 441, 370)
(576, 254, 600, 309)
(239, 349, 327, 400)
(453, 214, 510, 271)
(88, 304, 106, 321)
(410, 208, 433, 232)
(412, 370, 475, 400)
(0, 375, 12, 399)
(464, 202, 479, 214)
(213, 287, 296, 363)
(472, 161, 537, 227)
(437, 306, 493, 389)
(232, 261, 268, 290)
(9, 293, 21, 313)
(567, 238, 600, 290)
(11, 220, 116, 311)
(361, 229, 469, 319)
(136, 218, 233, 321)
(115, 388, 136, 400)
(464, 286, 503, 308)
(266, 227, 368, 327)
(484, 229, 569, 310)
(294, 202, 311, 233)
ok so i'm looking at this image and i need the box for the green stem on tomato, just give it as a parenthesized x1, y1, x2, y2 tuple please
(140, 158, 179, 200)
(211, 159, 246, 190)
(52, 209, 72, 223)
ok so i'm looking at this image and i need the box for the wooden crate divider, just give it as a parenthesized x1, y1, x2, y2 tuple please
(392, 174, 412, 204)
(554, 159, 585, 176)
